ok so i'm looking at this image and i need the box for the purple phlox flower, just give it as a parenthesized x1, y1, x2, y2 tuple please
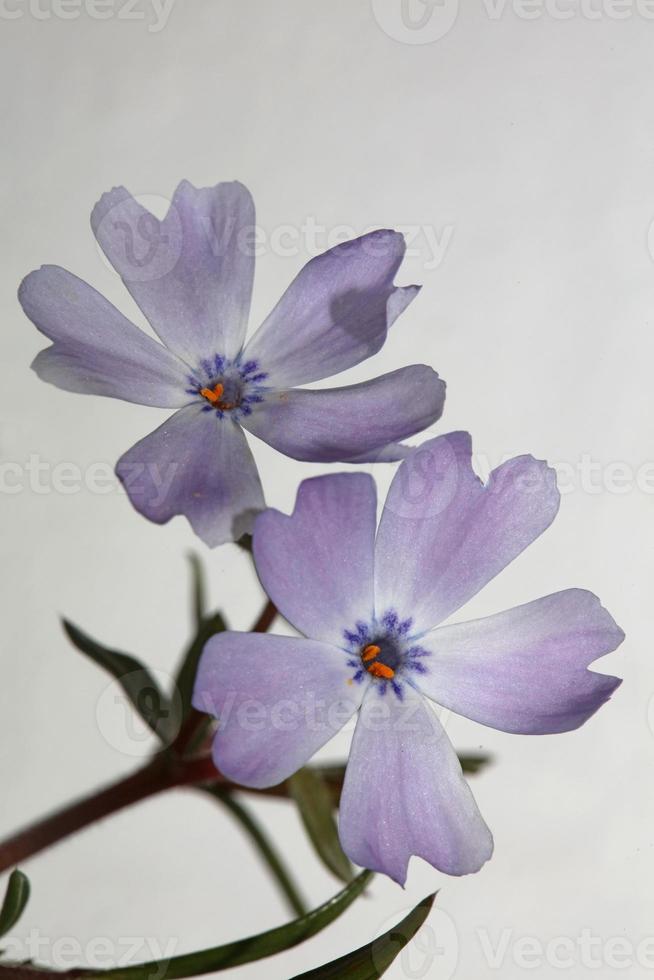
(193, 432, 624, 884)
(18, 180, 446, 546)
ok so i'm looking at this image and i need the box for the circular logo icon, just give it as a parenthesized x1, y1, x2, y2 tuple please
(371, 0, 460, 45)
(94, 192, 183, 284)
(95, 668, 182, 758)
(370, 902, 459, 978)
(363, 429, 463, 522)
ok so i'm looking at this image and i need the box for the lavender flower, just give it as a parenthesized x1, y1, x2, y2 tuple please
(18, 180, 445, 546)
(193, 432, 624, 883)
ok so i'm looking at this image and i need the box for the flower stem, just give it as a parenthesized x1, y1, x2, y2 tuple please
(252, 597, 277, 633)
(0, 597, 279, 875)
(203, 787, 307, 917)
(0, 754, 218, 875)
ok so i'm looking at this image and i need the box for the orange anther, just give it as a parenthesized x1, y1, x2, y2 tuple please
(367, 662, 395, 680)
(362, 644, 381, 662)
(200, 383, 224, 405)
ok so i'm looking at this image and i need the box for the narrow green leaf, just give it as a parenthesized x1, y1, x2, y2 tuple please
(89, 870, 373, 979)
(62, 620, 174, 743)
(456, 752, 492, 774)
(290, 892, 436, 979)
(187, 553, 207, 629)
(203, 787, 307, 917)
(289, 768, 353, 883)
(173, 611, 227, 726)
(0, 871, 30, 939)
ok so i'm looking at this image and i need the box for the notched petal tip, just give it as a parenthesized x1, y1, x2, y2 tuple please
(328, 227, 406, 265)
(421, 433, 560, 503)
(408, 430, 474, 474)
(574, 589, 625, 694)
(387, 283, 421, 328)
(18, 264, 60, 309)
(352, 817, 494, 886)
(175, 176, 253, 196)
(115, 407, 264, 548)
(573, 588, 626, 645)
(253, 471, 376, 556)
(511, 452, 560, 487)
(90, 185, 132, 230)
(254, 471, 377, 530)
(298, 469, 377, 500)
(170, 180, 255, 229)
(17, 271, 35, 308)
(486, 452, 561, 527)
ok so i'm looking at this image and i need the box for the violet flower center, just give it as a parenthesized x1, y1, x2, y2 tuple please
(186, 355, 269, 421)
(344, 610, 430, 700)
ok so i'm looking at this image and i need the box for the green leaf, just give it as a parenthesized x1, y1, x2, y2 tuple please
(187, 553, 207, 629)
(89, 870, 373, 979)
(456, 752, 492, 774)
(62, 619, 174, 743)
(203, 788, 307, 918)
(289, 768, 353, 883)
(173, 611, 227, 726)
(0, 870, 30, 939)
(289, 892, 436, 979)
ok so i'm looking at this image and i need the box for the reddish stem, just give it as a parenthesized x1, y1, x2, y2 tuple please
(252, 598, 277, 633)
(0, 754, 219, 875)
(0, 599, 278, 875)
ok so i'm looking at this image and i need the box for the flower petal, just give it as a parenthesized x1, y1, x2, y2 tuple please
(91, 180, 255, 364)
(374, 432, 560, 634)
(241, 367, 445, 462)
(19, 266, 190, 408)
(344, 442, 414, 463)
(242, 232, 418, 387)
(116, 405, 264, 547)
(193, 632, 365, 788)
(253, 473, 376, 645)
(415, 590, 623, 734)
(339, 684, 493, 884)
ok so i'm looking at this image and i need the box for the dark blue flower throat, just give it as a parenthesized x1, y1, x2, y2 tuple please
(343, 609, 430, 701)
(186, 355, 268, 422)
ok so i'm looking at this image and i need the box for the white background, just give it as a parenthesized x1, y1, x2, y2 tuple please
(1, 1, 652, 977)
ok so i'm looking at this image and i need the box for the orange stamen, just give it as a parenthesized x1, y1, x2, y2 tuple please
(362, 644, 381, 662)
(367, 662, 395, 680)
(200, 382, 224, 405)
